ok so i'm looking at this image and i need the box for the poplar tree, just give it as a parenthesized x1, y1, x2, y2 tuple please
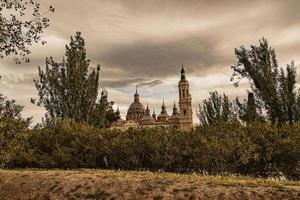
(231, 38, 299, 125)
(296, 92, 300, 121)
(89, 90, 121, 128)
(197, 91, 234, 125)
(33, 32, 100, 123)
(235, 92, 264, 123)
(278, 63, 297, 124)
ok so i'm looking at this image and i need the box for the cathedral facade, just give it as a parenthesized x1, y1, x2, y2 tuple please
(111, 65, 193, 130)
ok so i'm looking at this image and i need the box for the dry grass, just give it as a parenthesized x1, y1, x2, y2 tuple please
(0, 169, 300, 200)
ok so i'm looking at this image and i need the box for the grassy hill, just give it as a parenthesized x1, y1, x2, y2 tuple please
(0, 169, 300, 200)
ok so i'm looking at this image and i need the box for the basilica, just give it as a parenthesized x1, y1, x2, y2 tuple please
(111, 65, 193, 130)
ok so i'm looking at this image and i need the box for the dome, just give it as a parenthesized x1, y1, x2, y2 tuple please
(126, 88, 145, 121)
(157, 100, 169, 121)
(126, 102, 145, 121)
(128, 102, 145, 111)
(170, 102, 180, 120)
(141, 115, 155, 124)
(157, 112, 169, 120)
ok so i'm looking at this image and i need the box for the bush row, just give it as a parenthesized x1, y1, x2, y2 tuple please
(2, 121, 300, 180)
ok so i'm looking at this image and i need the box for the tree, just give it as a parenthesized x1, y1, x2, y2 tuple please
(296, 90, 300, 121)
(278, 63, 297, 124)
(0, 0, 54, 63)
(197, 91, 235, 126)
(33, 32, 100, 123)
(0, 93, 31, 165)
(235, 92, 264, 123)
(231, 38, 299, 125)
(89, 89, 121, 128)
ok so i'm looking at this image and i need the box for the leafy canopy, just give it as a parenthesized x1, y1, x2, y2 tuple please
(0, 0, 54, 63)
(231, 38, 299, 125)
(33, 32, 100, 123)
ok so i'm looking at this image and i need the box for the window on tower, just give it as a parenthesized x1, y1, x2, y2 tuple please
(183, 89, 185, 97)
(183, 110, 186, 115)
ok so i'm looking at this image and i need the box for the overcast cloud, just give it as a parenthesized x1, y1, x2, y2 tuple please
(1, 0, 300, 123)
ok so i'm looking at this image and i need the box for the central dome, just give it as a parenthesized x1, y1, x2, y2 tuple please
(126, 102, 145, 121)
(126, 88, 145, 121)
(128, 102, 145, 111)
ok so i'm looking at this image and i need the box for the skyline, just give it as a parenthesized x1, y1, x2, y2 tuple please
(1, 0, 300, 123)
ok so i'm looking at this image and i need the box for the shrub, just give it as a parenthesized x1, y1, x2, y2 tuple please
(0, 95, 31, 166)
(6, 120, 104, 168)
(2, 120, 300, 180)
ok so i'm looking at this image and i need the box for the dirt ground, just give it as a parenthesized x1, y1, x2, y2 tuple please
(0, 169, 300, 200)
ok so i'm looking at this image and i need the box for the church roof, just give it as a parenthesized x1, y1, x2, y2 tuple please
(141, 104, 154, 122)
(141, 115, 155, 123)
(170, 102, 180, 119)
(179, 64, 188, 83)
(157, 100, 169, 121)
(126, 87, 145, 120)
(128, 102, 145, 111)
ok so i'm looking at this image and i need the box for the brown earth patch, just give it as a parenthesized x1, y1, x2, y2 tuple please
(0, 169, 299, 200)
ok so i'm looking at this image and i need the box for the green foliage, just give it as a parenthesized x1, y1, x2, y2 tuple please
(8, 120, 104, 168)
(278, 63, 297, 124)
(235, 92, 264, 123)
(3, 120, 300, 180)
(0, 94, 31, 166)
(89, 90, 120, 128)
(0, 0, 54, 63)
(197, 91, 235, 125)
(231, 38, 299, 125)
(33, 32, 100, 123)
(240, 123, 300, 179)
(296, 91, 300, 121)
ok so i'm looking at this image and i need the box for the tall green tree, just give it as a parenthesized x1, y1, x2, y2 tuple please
(296, 90, 300, 121)
(197, 91, 235, 125)
(33, 32, 100, 123)
(231, 38, 298, 125)
(235, 92, 264, 123)
(89, 89, 121, 128)
(278, 63, 297, 124)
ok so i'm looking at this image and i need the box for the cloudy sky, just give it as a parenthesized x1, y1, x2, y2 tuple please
(1, 0, 300, 124)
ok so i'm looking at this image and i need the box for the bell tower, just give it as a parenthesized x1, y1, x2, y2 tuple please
(178, 64, 193, 129)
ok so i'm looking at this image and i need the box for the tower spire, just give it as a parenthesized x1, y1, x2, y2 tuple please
(180, 63, 186, 81)
(172, 100, 179, 115)
(145, 103, 150, 116)
(161, 99, 166, 113)
(152, 109, 156, 119)
(134, 85, 139, 102)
